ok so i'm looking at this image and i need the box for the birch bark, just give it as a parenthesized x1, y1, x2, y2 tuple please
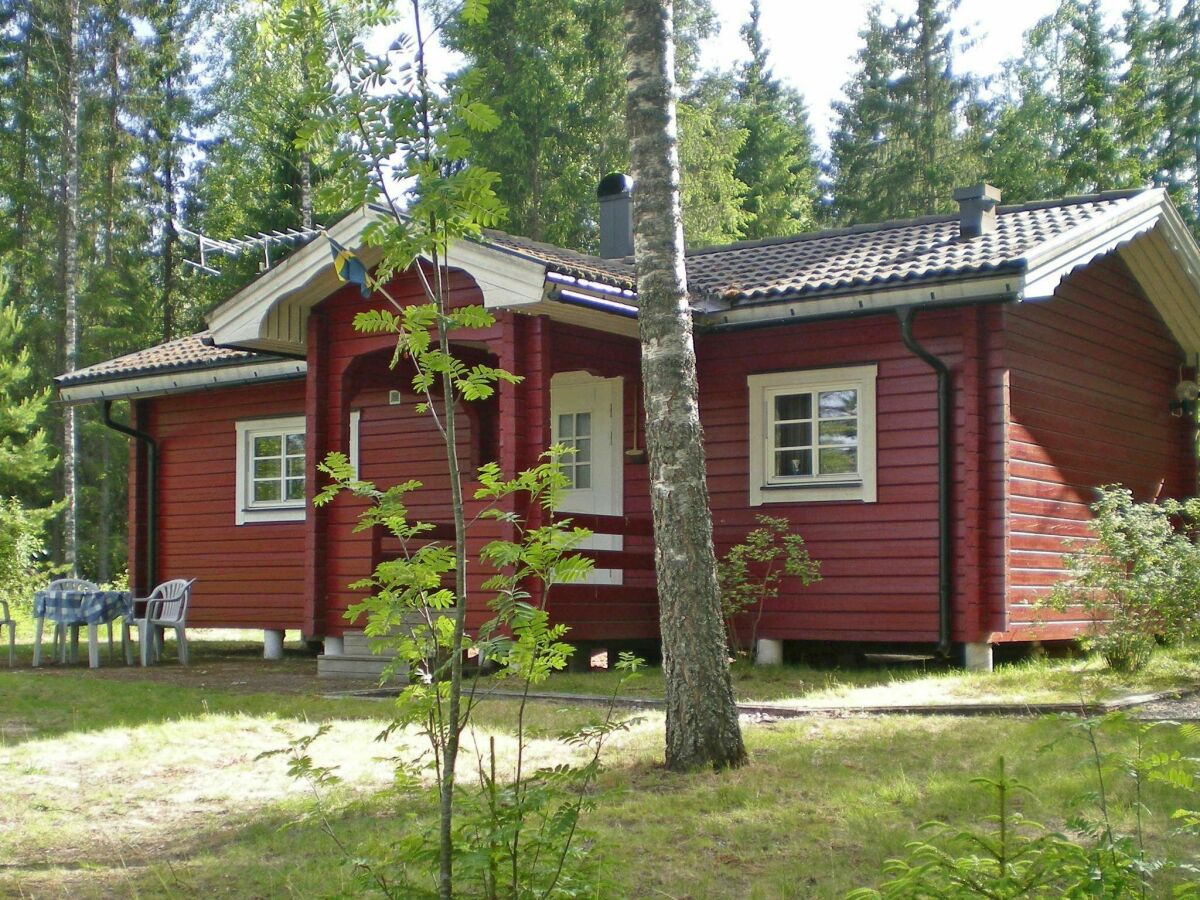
(623, 0, 746, 771)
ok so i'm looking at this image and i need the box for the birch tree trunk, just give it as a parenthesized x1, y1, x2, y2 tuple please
(623, 0, 746, 771)
(59, 0, 82, 575)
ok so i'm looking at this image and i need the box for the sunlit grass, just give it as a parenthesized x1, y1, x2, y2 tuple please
(3, 642, 1199, 897)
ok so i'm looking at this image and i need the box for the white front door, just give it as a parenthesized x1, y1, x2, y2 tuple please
(550, 373, 624, 585)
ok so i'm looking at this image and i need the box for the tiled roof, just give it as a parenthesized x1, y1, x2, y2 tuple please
(59, 190, 1151, 389)
(482, 190, 1145, 304)
(684, 192, 1139, 301)
(480, 229, 636, 289)
(56, 332, 275, 385)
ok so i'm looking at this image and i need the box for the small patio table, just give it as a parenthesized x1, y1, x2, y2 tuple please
(32, 589, 132, 669)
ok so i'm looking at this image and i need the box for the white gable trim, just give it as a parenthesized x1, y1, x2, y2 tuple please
(1021, 189, 1200, 355)
(205, 205, 548, 354)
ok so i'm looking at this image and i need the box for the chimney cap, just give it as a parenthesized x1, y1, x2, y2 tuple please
(597, 172, 633, 199)
(953, 184, 1001, 205)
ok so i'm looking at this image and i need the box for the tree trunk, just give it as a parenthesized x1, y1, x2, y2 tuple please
(10, 31, 32, 308)
(162, 113, 177, 344)
(300, 153, 314, 229)
(59, 0, 82, 575)
(622, 0, 746, 772)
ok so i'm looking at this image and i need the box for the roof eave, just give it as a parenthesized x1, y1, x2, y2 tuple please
(57, 358, 308, 404)
(697, 272, 1023, 330)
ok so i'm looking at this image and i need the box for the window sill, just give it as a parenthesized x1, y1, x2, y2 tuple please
(236, 504, 306, 526)
(751, 480, 874, 506)
(762, 479, 863, 491)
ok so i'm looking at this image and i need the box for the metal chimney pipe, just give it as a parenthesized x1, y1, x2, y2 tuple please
(597, 173, 634, 259)
(953, 184, 1001, 239)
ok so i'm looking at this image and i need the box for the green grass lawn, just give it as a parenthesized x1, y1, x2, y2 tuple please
(2, 637, 1199, 898)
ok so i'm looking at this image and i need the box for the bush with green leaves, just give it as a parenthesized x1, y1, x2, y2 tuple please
(0, 497, 47, 614)
(852, 713, 1200, 899)
(1045, 486, 1200, 672)
(716, 515, 820, 658)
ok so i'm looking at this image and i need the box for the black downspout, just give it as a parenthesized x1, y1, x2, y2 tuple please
(897, 308, 953, 658)
(102, 400, 156, 592)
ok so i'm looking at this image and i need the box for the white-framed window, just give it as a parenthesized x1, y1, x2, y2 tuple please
(235, 415, 307, 524)
(747, 364, 878, 505)
(556, 410, 593, 489)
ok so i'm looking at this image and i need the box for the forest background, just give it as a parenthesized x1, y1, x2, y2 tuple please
(0, 0, 1197, 583)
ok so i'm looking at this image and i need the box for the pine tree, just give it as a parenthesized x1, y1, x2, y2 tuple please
(1157, 0, 1200, 229)
(1115, 0, 1166, 185)
(142, 0, 199, 344)
(0, 271, 56, 504)
(830, 1, 977, 223)
(678, 75, 750, 247)
(733, 0, 819, 239)
(439, 0, 731, 251)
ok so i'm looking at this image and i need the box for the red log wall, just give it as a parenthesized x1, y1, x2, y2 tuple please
(142, 379, 308, 629)
(1002, 256, 1195, 640)
(696, 305, 1003, 645)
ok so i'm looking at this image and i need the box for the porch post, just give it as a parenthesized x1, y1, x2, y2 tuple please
(303, 311, 329, 640)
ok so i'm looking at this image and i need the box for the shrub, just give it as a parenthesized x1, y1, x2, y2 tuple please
(1045, 486, 1200, 672)
(717, 515, 820, 658)
(853, 714, 1200, 898)
(0, 497, 45, 614)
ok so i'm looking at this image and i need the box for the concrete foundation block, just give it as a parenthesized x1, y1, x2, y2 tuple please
(756, 638, 784, 666)
(263, 629, 285, 661)
(963, 641, 994, 672)
(323, 635, 345, 657)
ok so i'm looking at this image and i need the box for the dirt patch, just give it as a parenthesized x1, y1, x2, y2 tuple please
(25, 640, 367, 696)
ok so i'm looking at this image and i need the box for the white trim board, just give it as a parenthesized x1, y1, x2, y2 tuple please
(58, 359, 307, 404)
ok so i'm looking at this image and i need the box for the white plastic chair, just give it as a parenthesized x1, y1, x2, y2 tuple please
(45, 578, 102, 663)
(125, 579, 196, 666)
(0, 599, 14, 666)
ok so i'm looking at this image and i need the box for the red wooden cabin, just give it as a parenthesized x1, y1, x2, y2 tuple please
(58, 184, 1200, 673)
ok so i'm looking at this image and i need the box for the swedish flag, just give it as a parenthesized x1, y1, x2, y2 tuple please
(323, 233, 371, 298)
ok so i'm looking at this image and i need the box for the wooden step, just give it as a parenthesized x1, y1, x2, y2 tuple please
(317, 653, 408, 680)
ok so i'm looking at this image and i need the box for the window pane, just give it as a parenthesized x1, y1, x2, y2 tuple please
(774, 422, 812, 449)
(285, 433, 305, 456)
(819, 389, 858, 418)
(575, 413, 590, 437)
(254, 458, 281, 479)
(286, 477, 306, 501)
(254, 480, 281, 502)
(574, 437, 591, 463)
(774, 393, 811, 421)
(254, 435, 281, 458)
(818, 419, 858, 446)
(774, 449, 812, 477)
(575, 464, 591, 489)
(287, 456, 306, 477)
(819, 447, 858, 475)
(558, 414, 574, 440)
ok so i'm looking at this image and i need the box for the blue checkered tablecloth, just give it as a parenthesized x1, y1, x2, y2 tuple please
(33, 590, 132, 626)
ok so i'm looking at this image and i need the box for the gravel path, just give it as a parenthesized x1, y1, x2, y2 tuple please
(1133, 692, 1200, 720)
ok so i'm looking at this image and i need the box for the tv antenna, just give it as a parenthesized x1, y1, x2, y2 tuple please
(176, 222, 325, 275)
